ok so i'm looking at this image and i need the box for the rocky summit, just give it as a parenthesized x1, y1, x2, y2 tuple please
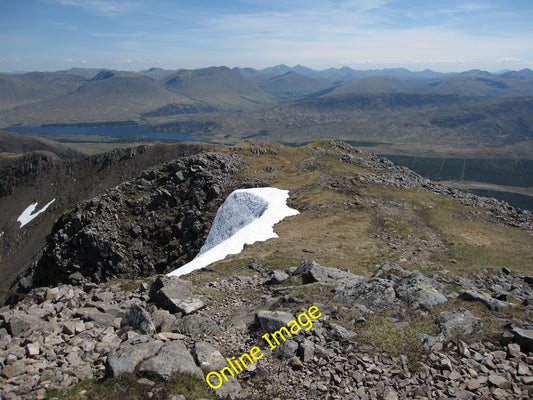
(0, 141, 532, 400)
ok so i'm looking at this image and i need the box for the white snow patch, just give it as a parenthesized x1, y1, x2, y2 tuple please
(17, 199, 56, 228)
(167, 187, 299, 277)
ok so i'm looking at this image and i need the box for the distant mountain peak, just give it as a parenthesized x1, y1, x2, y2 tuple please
(91, 70, 116, 81)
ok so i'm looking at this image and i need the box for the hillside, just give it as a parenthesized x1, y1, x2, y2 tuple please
(0, 70, 198, 127)
(0, 72, 87, 111)
(163, 67, 277, 110)
(329, 74, 533, 98)
(0, 141, 532, 400)
(203, 94, 533, 153)
(239, 70, 337, 101)
(0, 130, 85, 160)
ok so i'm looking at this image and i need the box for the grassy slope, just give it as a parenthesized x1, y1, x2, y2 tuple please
(190, 141, 533, 281)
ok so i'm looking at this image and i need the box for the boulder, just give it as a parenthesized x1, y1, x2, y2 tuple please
(150, 276, 205, 314)
(334, 277, 396, 307)
(437, 309, 482, 339)
(460, 290, 510, 311)
(138, 340, 203, 381)
(194, 342, 227, 371)
(120, 304, 156, 335)
(511, 327, 533, 353)
(396, 271, 448, 308)
(7, 312, 46, 337)
(255, 310, 295, 332)
(106, 336, 164, 377)
(172, 314, 221, 336)
(266, 270, 290, 284)
(292, 260, 364, 285)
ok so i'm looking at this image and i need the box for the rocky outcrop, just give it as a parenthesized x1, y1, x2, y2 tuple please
(13, 152, 250, 290)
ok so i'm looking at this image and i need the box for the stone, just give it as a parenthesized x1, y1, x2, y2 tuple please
(194, 342, 227, 371)
(383, 387, 399, 400)
(508, 343, 523, 358)
(293, 260, 364, 285)
(289, 356, 304, 370)
(255, 310, 295, 332)
(106, 337, 164, 377)
(298, 339, 315, 362)
(278, 340, 299, 358)
(76, 307, 116, 327)
(25, 343, 40, 357)
(1, 361, 26, 378)
(172, 314, 221, 336)
(460, 290, 509, 311)
(150, 276, 205, 315)
(467, 378, 481, 390)
(138, 340, 203, 381)
(395, 271, 448, 308)
(334, 277, 397, 307)
(437, 309, 482, 339)
(267, 270, 290, 284)
(8, 312, 45, 337)
(329, 323, 357, 341)
(512, 327, 533, 353)
(488, 374, 510, 389)
(120, 304, 156, 335)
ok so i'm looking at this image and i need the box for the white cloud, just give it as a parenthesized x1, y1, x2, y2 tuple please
(53, 0, 142, 16)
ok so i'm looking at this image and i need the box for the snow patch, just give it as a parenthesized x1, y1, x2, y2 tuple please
(17, 199, 56, 228)
(168, 187, 299, 277)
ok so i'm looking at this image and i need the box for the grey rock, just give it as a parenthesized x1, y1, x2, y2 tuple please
(121, 304, 156, 335)
(255, 310, 295, 332)
(374, 261, 407, 277)
(173, 314, 221, 336)
(76, 307, 116, 327)
(329, 323, 357, 341)
(298, 339, 315, 362)
(437, 309, 482, 339)
(150, 276, 205, 314)
(138, 340, 203, 381)
(106, 337, 164, 377)
(194, 342, 227, 371)
(334, 277, 396, 307)
(293, 260, 364, 285)
(417, 333, 438, 350)
(396, 271, 448, 308)
(278, 340, 299, 358)
(7, 312, 46, 337)
(267, 270, 290, 284)
(460, 290, 510, 311)
(512, 327, 533, 353)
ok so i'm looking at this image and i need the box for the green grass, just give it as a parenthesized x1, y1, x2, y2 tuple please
(45, 372, 214, 400)
(355, 315, 438, 371)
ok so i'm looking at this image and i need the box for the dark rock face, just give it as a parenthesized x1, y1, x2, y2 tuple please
(15, 152, 248, 289)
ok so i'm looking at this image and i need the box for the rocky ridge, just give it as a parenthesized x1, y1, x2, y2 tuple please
(13, 152, 256, 292)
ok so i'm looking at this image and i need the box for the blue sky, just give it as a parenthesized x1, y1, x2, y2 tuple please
(1, 0, 532, 72)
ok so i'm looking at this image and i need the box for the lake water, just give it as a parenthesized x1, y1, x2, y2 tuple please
(5, 125, 198, 142)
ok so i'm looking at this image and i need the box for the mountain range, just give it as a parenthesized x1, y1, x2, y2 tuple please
(2, 65, 533, 128)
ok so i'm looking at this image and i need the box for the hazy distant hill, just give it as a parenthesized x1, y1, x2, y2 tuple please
(0, 70, 197, 126)
(139, 67, 178, 81)
(0, 72, 87, 110)
(202, 93, 533, 154)
(0, 130, 84, 159)
(163, 66, 276, 110)
(328, 73, 533, 98)
(259, 65, 454, 81)
(59, 68, 106, 79)
(248, 71, 337, 101)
